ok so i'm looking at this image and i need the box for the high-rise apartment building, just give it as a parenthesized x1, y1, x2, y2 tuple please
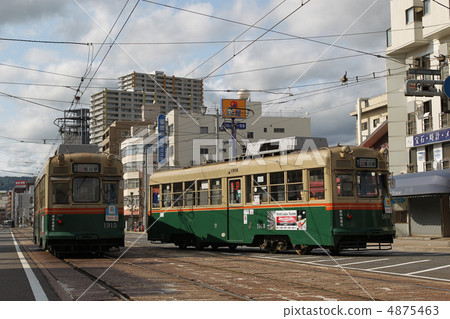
(90, 71, 203, 150)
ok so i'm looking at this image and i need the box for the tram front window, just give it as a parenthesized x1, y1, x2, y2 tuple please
(356, 171, 378, 198)
(73, 177, 100, 203)
(53, 182, 69, 204)
(103, 182, 119, 204)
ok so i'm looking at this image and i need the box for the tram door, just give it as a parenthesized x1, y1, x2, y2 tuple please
(227, 178, 244, 241)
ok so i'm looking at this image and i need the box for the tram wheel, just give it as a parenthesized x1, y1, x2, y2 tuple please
(211, 244, 219, 250)
(329, 248, 341, 256)
(228, 244, 237, 251)
(295, 245, 312, 255)
(178, 240, 188, 250)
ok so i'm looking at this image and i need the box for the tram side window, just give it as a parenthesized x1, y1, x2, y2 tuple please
(103, 182, 119, 204)
(229, 179, 241, 204)
(73, 178, 100, 203)
(210, 179, 222, 205)
(151, 186, 160, 208)
(336, 174, 353, 197)
(253, 174, 268, 203)
(309, 169, 324, 200)
(184, 181, 195, 206)
(197, 180, 209, 205)
(357, 171, 378, 198)
(287, 170, 303, 201)
(173, 182, 183, 206)
(53, 182, 69, 204)
(270, 172, 285, 202)
(162, 184, 171, 207)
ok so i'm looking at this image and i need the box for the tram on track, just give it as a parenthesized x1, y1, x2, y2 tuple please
(34, 145, 125, 255)
(147, 144, 395, 254)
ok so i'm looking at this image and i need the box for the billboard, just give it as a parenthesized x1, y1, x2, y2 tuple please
(222, 99, 246, 119)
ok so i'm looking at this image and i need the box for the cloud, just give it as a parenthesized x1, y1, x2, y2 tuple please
(0, 0, 392, 175)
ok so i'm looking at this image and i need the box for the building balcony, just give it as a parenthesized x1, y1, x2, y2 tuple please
(439, 112, 450, 128)
(407, 163, 418, 173)
(424, 160, 434, 171)
(422, 116, 433, 132)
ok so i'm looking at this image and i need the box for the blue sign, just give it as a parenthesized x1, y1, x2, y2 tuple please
(105, 204, 119, 222)
(157, 115, 166, 165)
(222, 122, 232, 129)
(412, 127, 450, 146)
(236, 122, 246, 130)
(444, 76, 450, 98)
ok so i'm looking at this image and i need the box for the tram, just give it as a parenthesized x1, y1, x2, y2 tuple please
(34, 145, 125, 255)
(147, 144, 395, 254)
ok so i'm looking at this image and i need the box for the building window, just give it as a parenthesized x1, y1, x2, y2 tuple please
(200, 148, 208, 155)
(406, 6, 423, 24)
(423, 0, 430, 15)
(121, 130, 129, 137)
(247, 132, 254, 139)
(373, 118, 380, 128)
(263, 128, 267, 133)
(274, 128, 285, 133)
(200, 127, 208, 134)
(361, 122, 368, 131)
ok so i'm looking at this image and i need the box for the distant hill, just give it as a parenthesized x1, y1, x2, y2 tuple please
(0, 177, 36, 191)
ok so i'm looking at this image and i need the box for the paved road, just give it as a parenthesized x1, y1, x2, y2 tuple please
(125, 232, 450, 283)
(0, 229, 57, 301)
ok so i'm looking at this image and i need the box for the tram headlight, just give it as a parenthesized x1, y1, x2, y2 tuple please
(340, 146, 352, 158)
(57, 154, 65, 165)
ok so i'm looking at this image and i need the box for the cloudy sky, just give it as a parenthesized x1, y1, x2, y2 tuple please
(0, 0, 392, 176)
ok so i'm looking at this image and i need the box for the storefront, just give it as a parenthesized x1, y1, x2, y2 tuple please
(391, 170, 450, 237)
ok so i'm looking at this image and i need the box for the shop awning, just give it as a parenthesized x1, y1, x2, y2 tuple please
(391, 169, 450, 197)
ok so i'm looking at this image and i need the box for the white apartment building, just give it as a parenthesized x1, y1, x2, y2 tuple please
(350, 94, 388, 146)
(386, 0, 450, 237)
(90, 71, 203, 150)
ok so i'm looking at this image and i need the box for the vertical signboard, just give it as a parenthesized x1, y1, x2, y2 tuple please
(157, 114, 166, 166)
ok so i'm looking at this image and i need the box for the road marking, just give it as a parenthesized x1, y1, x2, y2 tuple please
(11, 231, 48, 301)
(406, 264, 450, 275)
(329, 258, 390, 267)
(368, 259, 430, 270)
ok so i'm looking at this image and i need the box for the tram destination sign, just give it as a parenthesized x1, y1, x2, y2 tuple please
(356, 158, 377, 168)
(73, 163, 100, 173)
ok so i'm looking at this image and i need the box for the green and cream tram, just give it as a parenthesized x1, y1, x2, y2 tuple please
(147, 145, 395, 254)
(34, 145, 125, 255)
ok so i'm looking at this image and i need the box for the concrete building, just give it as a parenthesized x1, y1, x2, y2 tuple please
(350, 94, 388, 149)
(120, 96, 312, 228)
(90, 71, 203, 149)
(166, 100, 311, 166)
(386, 0, 450, 237)
(0, 191, 8, 225)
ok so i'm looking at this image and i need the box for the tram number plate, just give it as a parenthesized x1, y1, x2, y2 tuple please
(104, 222, 118, 229)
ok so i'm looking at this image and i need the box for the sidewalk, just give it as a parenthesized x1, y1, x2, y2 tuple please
(393, 236, 450, 254)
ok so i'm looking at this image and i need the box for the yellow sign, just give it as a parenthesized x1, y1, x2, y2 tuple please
(222, 99, 246, 119)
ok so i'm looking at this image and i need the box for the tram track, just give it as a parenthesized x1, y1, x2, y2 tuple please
(62, 257, 131, 301)
(99, 253, 254, 301)
(117, 244, 450, 301)
(103, 247, 373, 301)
